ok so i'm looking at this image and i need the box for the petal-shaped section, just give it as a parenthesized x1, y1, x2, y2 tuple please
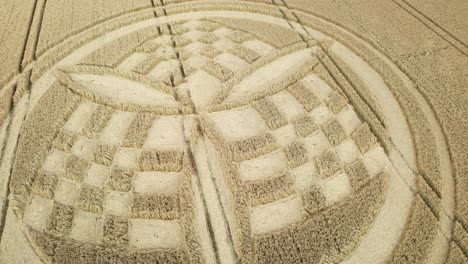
(68, 73, 179, 108)
(225, 49, 315, 103)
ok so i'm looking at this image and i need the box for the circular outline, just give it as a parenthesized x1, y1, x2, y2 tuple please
(9, 5, 454, 264)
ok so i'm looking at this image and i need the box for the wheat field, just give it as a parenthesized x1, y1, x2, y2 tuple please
(0, 1, 466, 263)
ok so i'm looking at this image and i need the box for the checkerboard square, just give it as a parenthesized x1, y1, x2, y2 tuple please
(70, 210, 103, 243)
(53, 129, 76, 152)
(108, 167, 134, 192)
(134, 171, 180, 194)
(302, 185, 326, 214)
(64, 154, 89, 182)
(104, 191, 130, 217)
(303, 131, 330, 158)
(293, 162, 318, 191)
(54, 179, 78, 206)
(322, 119, 346, 146)
(93, 144, 117, 166)
(316, 150, 342, 178)
(293, 115, 317, 137)
(23, 195, 54, 232)
(309, 105, 333, 125)
(76, 185, 104, 213)
(351, 123, 377, 153)
(320, 172, 351, 204)
(327, 91, 347, 114)
(271, 124, 297, 147)
(114, 148, 140, 169)
(42, 149, 67, 175)
(32, 171, 57, 199)
(336, 139, 360, 164)
(71, 137, 96, 161)
(84, 163, 109, 188)
(284, 141, 309, 168)
(103, 215, 128, 245)
(48, 202, 74, 235)
(345, 159, 370, 190)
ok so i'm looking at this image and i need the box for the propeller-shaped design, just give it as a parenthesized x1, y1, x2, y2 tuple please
(9, 17, 396, 264)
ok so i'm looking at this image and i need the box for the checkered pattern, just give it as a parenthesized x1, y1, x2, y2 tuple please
(23, 98, 187, 249)
(78, 20, 278, 90)
(20, 17, 390, 254)
(208, 67, 387, 228)
(23, 21, 263, 250)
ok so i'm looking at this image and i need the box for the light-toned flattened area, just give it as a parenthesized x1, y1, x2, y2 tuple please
(0, 2, 465, 264)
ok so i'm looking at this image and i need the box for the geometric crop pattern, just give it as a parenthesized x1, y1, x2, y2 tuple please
(7, 8, 450, 263)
